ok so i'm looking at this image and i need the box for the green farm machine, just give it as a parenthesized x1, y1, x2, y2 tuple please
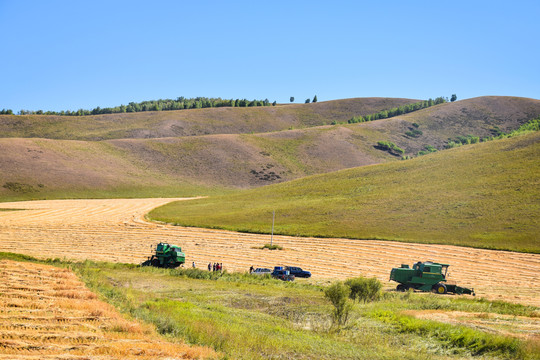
(141, 242, 186, 268)
(390, 261, 475, 295)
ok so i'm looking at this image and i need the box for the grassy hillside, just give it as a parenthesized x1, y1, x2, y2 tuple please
(149, 132, 540, 253)
(1, 96, 539, 201)
(370, 96, 540, 155)
(0, 97, 419, 140)
(0, 137, 231, 202)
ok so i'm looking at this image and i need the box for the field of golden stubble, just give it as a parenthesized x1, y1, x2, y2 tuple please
(0, 259, 215, 359)
(0, 198, 539, 307)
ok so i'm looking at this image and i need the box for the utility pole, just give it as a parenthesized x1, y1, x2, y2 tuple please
(271, 210, 275, 246)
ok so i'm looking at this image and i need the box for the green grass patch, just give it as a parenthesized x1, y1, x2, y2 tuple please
(149, 132, 540, 253)
(258, 243, 283, 250)
(0, 184, 231, 203)
(370, 310, 523, 356)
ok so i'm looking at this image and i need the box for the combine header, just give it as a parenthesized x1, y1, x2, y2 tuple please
(390, 261, 475, 295)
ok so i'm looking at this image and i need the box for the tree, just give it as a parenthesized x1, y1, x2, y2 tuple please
(305, 98, 310, 103)
(451, 94, 457, 102)
(313, 95, 318, 103)
(290, 96, 294, 103)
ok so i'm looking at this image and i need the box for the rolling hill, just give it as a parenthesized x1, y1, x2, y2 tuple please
(0, 97, 419, 140)
(1, 96, 539, 201)
(148, 131, 540, 253)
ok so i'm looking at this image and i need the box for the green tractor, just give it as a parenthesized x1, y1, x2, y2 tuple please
(390, 261, 475, 295)
(141, 242, 186, 268)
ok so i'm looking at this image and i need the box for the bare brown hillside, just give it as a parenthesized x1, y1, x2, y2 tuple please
(0, 97, 418, 140)
(0, 96, 538, 199)
(369, 96, 540, 155)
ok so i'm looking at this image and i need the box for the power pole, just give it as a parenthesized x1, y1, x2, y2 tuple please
(271, 210, 275, 246)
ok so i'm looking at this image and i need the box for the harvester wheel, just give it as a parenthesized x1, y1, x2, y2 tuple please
(140, 260, 152, 267)
(151, 258, 160, 267)
(434, 283, 447, 294)
(396, 284, 407, 292)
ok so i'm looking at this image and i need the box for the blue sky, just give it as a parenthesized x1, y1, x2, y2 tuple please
(1, 0, 539, 112)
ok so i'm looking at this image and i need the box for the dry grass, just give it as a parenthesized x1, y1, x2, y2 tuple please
(0, 260, 216, 359)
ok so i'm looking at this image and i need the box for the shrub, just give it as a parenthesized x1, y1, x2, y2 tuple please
(344, 276, 382, 303)
(405, 129, 423, 138)
(418, 145, 438, 156)
(261, 243, 283, 250)
(377, 141, 405, 155)
(2, 182, 37, 193)
(324, 282, 353, 327)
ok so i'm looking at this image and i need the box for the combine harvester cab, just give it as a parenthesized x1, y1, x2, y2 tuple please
(141, 242, 186, 268)
(390, 261, 475, 295)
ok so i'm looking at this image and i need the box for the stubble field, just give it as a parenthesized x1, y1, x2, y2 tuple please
(0, 259, 214, 359)
(0, 198, 539, 307)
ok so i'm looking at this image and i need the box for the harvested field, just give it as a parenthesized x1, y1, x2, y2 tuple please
(0, 259, 214, 359)
(0, 198, 539, 307)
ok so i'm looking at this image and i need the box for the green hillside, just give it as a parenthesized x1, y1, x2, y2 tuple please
(149, 132, 540, 253)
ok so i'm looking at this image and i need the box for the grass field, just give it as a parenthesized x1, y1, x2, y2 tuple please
(149, 132, 540, 253)
(2, 253, 536, 360)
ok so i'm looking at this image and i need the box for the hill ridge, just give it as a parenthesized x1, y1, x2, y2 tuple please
(0, 97, 420, 140)
(1, 96, 539, 201)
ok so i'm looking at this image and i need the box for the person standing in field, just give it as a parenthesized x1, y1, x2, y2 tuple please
(208, 262, 211, 271)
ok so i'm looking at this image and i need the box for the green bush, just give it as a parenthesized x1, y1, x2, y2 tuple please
(2, 182, 37, 193)
(261, 243, 283, 250)
(405, 129, 423, 138)
(417, 145, 438, 156)
(344, 276, 382, 303)
(377, 141, 405, 155)
(324, 282, 353, 327)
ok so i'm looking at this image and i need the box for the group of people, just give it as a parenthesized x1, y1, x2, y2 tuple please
(208, 262, 223, 272)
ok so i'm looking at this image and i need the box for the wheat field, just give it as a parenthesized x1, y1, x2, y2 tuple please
(0, 198, 539, 307)
(0, 259, 215, 359)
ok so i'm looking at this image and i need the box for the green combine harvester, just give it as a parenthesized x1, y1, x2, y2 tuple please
(141, 242, 186, 268)
(390, 261, 475, 295)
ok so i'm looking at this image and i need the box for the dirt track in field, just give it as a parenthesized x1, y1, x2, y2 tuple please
(0, 259, 213, 359)
(1, 198, 539, 307)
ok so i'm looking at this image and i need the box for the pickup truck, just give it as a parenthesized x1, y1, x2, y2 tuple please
(284, 266, 311, 278)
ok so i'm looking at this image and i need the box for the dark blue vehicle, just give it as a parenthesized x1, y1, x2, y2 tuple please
(285, 266, 311, 278)
(271, 267, 295, 281)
